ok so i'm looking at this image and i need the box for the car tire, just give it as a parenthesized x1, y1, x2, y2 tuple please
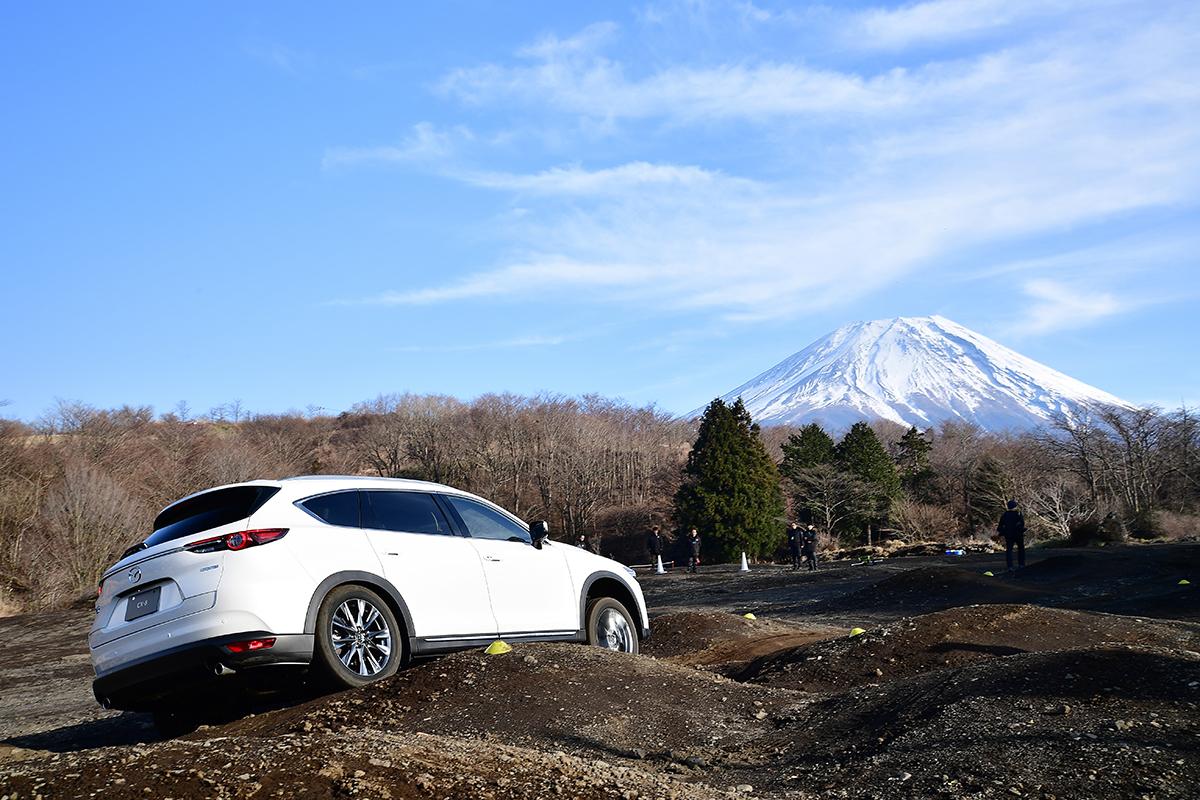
(314, 585, 404, 689)
(585, 597, 639, 655)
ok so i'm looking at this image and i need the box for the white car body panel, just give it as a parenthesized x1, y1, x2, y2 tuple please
(469, 538, 578, 635)
(366, 529, 498, 639)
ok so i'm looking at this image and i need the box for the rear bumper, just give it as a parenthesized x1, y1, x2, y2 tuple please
(92, 631, 313, 711)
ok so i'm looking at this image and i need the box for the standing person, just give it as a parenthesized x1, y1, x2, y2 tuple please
(801, 525, 818, 572)
(647, 525, 663, 568)
(576, 533, 589, 552)
(687, 528, 701, 573)
(787, 522, 802, 571)
(997, 500, 1026, 572)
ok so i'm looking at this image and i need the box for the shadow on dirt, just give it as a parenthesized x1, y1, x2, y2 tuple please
(927, 641, 1026, 657)
(3, 714, 157, 752)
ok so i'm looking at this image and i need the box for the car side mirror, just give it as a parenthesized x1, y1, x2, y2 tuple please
(530, 520, 550, 549)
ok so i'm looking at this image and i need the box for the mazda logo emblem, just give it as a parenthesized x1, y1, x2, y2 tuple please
(128, 567, 142, 584)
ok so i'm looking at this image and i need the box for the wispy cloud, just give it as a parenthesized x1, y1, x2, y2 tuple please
(322, 123, 471, 169)
(850, 0, 1091, 50)
(463, 162, 741, 195)
(440, 54, 918, 120)
(966, 233, 1200, 282)
(439, 2, 1197, 124)
(1014, 279, 1127, 335)
(370, 258, 654, 305)
(342, 2, 1200, 332)
(518, 21, 618, 60)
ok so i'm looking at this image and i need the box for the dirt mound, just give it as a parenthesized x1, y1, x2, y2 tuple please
(1081, 583, 1200, 621)
(760, 645, 1200, 798)
(642, 611, 773, 658)
(1013, 553, 1092, 580)
(642, 611, 839, 672)
(214, 642, 799, 764)
(825, 564, 1041, 613)
(742, 603, 1200, 692)
(1, 725, 733, 800)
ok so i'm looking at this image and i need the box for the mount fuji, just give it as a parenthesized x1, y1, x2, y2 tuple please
(704, 316, 1133, 432)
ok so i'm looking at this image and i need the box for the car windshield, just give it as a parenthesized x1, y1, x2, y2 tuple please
(144, 486, 280, 548)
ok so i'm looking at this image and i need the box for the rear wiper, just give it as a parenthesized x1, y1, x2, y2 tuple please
(121, 543, 147, 560)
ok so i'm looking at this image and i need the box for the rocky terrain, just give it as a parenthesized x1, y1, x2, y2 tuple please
(2, 544, 1198, 798)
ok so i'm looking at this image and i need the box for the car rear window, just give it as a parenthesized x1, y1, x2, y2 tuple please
(145, 486, 280, 547)
(299, 490, 361, 528)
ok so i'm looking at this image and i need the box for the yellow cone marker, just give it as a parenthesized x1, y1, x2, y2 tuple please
(849, 627, 866, 637)
(743, 613, 757, 620)
(485, 640, 512, 655)
(983, 571, 995, 577)
(1180, 579, 1192, 586)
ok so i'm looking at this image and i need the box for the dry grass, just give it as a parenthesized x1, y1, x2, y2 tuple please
(891, 498, 963, 541)
(0, 593, 22, 618)
(1151, 511, 1200, 542)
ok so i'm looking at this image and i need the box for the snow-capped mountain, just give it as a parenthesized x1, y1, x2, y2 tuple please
(704, 316, 1133, 432)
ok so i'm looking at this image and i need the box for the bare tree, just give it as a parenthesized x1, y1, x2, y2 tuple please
(929, 421, 989, 533)
(35, 461, 149, 605)
(790, 464, 875, 543)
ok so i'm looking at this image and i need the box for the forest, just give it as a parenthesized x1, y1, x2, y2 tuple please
(0, 393, 1196, 611)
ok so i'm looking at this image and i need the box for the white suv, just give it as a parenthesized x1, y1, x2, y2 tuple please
(91, 476, 648, 721)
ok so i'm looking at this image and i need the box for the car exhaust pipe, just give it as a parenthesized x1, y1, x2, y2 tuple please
(211, 662, 236, 677)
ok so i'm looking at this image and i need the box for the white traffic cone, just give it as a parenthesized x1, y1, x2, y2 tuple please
(655, 555, 665, 575)
(739, 552, 750, 572)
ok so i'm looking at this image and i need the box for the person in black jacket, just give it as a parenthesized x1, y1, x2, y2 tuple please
(687, 528, 701, 573)
(787, 522, 802, 570)
(997, 499, 1026, 571)
(647, 525, 663, 567)
(801, 525, 819, 572)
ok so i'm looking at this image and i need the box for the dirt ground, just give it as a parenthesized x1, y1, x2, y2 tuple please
(2, 543, 1198, 798)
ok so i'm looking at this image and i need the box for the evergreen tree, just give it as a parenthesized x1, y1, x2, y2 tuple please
(837, 422, 902, 498)
(895, 426, 935, 499)
(779, 423, 836, 480)
(835, 422, 901, 540)
(674, 398, 786, 562)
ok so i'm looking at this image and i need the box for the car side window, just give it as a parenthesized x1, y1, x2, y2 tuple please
(443, 496, 531, 544)
(363, 491, 453, 536)
(298, 490, 361, 528)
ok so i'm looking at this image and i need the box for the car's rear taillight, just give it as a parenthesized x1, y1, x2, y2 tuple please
(225, 637, 276, 653)
(184, 528, 288, 554)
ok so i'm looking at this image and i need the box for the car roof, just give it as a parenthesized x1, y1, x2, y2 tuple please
(157, 475, 476, 518)
(276, 475, 479, 504)
(280, 474, 457, 491)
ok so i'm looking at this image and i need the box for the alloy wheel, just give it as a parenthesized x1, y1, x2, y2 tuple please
(330, 597, 393, 677)
(594, 607, 635, 653)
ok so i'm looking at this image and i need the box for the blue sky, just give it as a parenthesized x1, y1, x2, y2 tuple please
(2, 0, 1198, 421)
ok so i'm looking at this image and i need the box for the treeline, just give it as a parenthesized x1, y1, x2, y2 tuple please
(0, 394, 1196, 612)
(678, 399, 1200, 562)
(0, 394, 691, 610)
